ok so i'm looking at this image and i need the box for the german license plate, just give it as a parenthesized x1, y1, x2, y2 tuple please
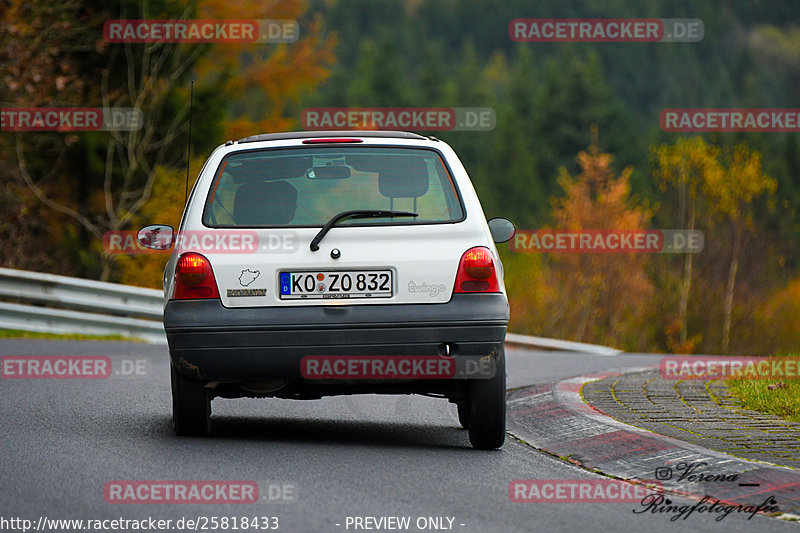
(279, 270, 393, 299)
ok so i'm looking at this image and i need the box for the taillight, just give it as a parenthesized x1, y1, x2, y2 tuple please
(454, 247, 500, 293)
(171, 252, 220, 300)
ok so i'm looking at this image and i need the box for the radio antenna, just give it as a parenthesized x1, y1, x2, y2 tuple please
(184, 80, 194, 206)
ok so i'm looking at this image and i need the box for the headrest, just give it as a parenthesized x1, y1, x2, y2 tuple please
(376, 156, 429, 199)
(228, 156, 311, 184)
(233, 180, 298, 225)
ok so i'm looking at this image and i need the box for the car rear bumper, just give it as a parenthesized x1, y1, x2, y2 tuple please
(164, 294, 509, 381)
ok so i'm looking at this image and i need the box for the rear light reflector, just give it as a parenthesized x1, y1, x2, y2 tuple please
(171, 252, 220, 300)
(454, 247, 500, 293)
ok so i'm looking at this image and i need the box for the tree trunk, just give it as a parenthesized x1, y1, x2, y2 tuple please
(99, 255, 112, 282)
(679, 199, 695, 345)
(722, 222, 741, 354)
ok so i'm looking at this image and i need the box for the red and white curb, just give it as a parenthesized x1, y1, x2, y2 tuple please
(506, 369, 800, 521)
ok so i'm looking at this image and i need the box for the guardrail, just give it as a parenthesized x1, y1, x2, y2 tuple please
(0, 267, 166, 344)
(505, 333, 622, 356)
(0, 267, 623, 353)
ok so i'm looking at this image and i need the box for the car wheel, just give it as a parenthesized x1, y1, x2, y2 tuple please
(457, 403, 470, 429)
(467, 347, 506, 449)
(170, 362, 211, 436)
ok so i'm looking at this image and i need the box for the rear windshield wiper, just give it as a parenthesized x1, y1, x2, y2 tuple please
(309, 210, 418, 251)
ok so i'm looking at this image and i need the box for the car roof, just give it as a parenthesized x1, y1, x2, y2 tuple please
(237, 130, 430, 144)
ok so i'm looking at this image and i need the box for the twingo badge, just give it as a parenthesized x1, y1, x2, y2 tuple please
(227, 288, 267, 297)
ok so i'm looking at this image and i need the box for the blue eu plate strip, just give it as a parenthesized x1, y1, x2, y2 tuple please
(280, 272, 291, 295)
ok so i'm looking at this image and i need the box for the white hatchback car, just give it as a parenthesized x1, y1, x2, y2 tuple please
(139, 130, 514, 449)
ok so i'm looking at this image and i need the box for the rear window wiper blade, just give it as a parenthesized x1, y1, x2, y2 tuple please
(309, 210, 418, 251)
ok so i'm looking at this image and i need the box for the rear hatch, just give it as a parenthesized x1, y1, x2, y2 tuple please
(190, 143, 482, 307)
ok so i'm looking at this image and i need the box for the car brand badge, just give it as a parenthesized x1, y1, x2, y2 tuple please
(227, 288, 267, 297)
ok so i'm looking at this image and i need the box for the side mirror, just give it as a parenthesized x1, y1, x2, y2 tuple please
(487, 217, 515, 243)
(137, 224, 174, 250)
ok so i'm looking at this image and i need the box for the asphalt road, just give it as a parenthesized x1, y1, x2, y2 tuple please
(0, 339, 794, 532)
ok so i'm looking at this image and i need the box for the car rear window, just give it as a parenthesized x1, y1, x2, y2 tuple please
(202, 147, 464, 227)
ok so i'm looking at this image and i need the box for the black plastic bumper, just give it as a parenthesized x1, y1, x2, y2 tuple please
(164, 294, 509, 381)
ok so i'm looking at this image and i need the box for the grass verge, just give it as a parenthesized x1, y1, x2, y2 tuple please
(727, 354, 800, 423)
(0, 329, 141, 342)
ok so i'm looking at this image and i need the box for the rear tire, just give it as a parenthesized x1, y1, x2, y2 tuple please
(171, 362, 211, 436)
(457, 403, 470, 429)
(467, 347, 506, 449)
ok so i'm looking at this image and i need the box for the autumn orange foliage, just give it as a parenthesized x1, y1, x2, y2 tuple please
(196, 0, 335, 139)
(506, 133, 655, 349)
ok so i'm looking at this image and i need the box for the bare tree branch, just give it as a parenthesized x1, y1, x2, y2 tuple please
(15, 135, 103, 241)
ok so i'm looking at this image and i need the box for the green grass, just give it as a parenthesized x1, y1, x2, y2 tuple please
(727, 355, 800, 423)
(0, 329, 142, 342)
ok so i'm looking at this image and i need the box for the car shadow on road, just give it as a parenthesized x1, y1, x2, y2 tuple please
(198, 416, 475, 450)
